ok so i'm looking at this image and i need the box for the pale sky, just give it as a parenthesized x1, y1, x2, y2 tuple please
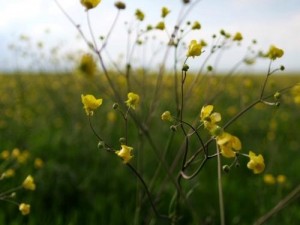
(1, 0, 300, 73)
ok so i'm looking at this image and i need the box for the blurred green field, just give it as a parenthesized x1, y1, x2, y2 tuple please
(0, 72, 299, 225)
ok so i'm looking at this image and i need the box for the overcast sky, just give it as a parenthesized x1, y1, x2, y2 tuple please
(1, 0, 300, 73)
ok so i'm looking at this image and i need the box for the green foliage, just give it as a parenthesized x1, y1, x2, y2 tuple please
(0, 73, 299, 224)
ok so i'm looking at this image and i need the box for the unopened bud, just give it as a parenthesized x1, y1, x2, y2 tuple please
(170, 125, 177, 132)
(182, 64, 189, 72)
(274, 92, 281, 100)
(119, 137, 126, 144)
(280, 65, 285, 71)
(222, 165, 230, 173)
(114, 1, 126, 10)
(113, 103, 119, 110)
(98, 141, 105, 150)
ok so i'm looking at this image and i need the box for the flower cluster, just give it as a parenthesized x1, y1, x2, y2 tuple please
(263, 173, 287, 185)
(200, 105, 265, 174)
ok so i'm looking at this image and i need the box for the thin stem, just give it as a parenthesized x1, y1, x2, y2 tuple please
(216, 143, 225, 225)
(126, 163, 169, 220)
(86, 11, 98, 50)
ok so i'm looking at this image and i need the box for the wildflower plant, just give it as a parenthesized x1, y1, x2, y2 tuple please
(0, 148, 39, 216)
(54, 0, 300, 224)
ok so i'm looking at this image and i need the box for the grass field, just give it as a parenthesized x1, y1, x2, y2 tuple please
(0, 72, 299, 225)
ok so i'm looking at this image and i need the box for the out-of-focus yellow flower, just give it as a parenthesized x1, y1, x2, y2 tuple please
(78, 54, 97, 77)
(115, 145, 133, 163)
(217, 132, 241, 158)
(191, 21, 201, 30)
(11, 148, 20, 158)
(107, 111, 117, 123)
(22, 175, 36, 191)
(186, 40, 202, 57)
(80, 0, 101, 10)
(267, 45, 284, 60)
(155, 21, 165, 30)
(125, 92, 140, 110)
(1, 150, 10, 159)
(277, 174, 287, 184)
(161, 111, 173, 122)
(247, 151, 265, 174)
(135, 9, 145, 21)
(34, 158, 44, 169)
(18, 150, 30, 164)
(233, 32, 243, 41)
(3, 169, 15, 178)
(200, 105, 221, 131)
(81, 94, 103, 116)
(19, 203, 30, 215)
(161, 7, 170, 18)
(263, 174, 276, 185)
(291, 84, 300, 105)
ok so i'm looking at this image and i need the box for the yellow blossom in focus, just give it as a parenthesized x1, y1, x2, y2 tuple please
(263, 174, 276, 185)
(81, 94, 103, 116)
(191, 21, 201, 30)
(19, 203, 30, 215)
(80, 0, 101, 10)
(200, 105, 221, 131)
(217, 132, 241, 158)
(115, 145, 134, 163)
(267, 45, 284, 60)
(277, 174, 287, 184)
(155, 21, 165, 30)
(22, 175, 36, 191)
(161, 7, 170, 18)
(247, 151, 265, 174)
(125, 92, 140, 109)
(186, 40, 202, 57)
(233, 32, 243, 41)
(135, 9, 145, 21)
(161, 111, 173, 122)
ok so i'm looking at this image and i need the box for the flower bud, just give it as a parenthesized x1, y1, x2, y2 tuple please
(222, 165, 230, 173)
(119, 137, 126, 144)
(113, 103, 119, 110)
(170, 125, 177, 132)
(182, 64, 189, 72)
(97, 141, 105, 149)
(114, 1, 126, 10)
(274, 92, 281, 100)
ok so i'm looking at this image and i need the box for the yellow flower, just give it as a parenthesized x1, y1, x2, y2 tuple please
(4, 169, 15, 178)
(291, 84, 300, 105)
(200, 105, 221, 131)
(267, 45, 284, 60)
(19, 203, 30, 215)
(233, 32, 243, 41)
(115, 145, 134, 163)
(0, 150, 10, 159)
(247, 151, 265, 174)
(81, 94, 103, 116)
(34, 158, 44, 169)
(263, 174, 276, 185)
(125, 92, 140, 109)
(155, 21, 165, 30)
(80, 0, 101, 10)
(161, 7, 170, 18)
(135, 9, 145, 21)
(11, 148, 20, 158)
(191, 21, 201, 30)
(22, 175, 36, 191)
(277, 174, 287, 184)
(78, 54, 97, 77)
(217, 132, 241, 158)
(186, 40, 202, 57)
(161, 111, 173, 122)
